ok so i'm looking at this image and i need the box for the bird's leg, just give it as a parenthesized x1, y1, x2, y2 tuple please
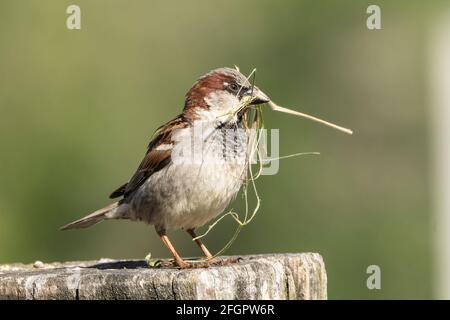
(187, 229, 214, 260)
(156, 229, 188, 268)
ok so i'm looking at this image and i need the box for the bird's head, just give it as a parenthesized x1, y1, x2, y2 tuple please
(183, 67, 269, 123)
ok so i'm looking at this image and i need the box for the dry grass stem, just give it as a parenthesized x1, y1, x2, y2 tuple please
(268, 101, 353, 135)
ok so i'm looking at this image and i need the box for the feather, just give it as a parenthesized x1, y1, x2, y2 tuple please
(109, 115, 189, 199)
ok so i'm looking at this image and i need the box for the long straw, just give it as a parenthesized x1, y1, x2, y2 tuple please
(268, 101, 353, 135)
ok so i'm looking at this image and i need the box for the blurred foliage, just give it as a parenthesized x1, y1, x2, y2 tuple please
(0, 0, 446, 298)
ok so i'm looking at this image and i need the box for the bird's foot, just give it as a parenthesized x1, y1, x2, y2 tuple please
(175, 258, 189, 269)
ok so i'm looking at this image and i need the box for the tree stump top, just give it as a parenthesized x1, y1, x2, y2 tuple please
(0, 253, 327, 300)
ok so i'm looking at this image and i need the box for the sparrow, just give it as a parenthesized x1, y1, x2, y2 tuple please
(61, 67, 270, 268)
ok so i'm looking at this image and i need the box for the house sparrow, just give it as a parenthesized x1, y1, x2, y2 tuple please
(61, 67, 270, 268)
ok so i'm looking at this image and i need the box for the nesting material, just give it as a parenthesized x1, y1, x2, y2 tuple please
(189, 68, 352, 263)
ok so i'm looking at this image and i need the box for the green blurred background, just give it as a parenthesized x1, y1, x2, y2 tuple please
(0, 0, 447, 299)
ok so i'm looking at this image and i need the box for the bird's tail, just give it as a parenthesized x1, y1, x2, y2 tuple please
(60, 202, 119, 230)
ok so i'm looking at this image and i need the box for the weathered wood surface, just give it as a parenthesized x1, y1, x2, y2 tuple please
(0, 253, 327, 300)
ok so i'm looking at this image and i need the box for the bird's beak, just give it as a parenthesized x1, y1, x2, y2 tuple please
(245, 86, 270, 105)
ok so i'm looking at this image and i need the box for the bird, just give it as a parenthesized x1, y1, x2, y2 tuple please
(61, 67, 270, 268)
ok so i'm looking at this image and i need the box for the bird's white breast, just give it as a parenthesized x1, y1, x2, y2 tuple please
(129, 120, 248, 230)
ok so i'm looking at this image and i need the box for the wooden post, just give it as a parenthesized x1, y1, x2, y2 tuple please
(0, 253, 327, 300)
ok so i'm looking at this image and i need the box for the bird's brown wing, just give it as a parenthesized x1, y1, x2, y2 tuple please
(109, 115, 188, 199)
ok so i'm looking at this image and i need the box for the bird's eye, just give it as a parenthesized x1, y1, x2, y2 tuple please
(229, 83, 239, 91)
